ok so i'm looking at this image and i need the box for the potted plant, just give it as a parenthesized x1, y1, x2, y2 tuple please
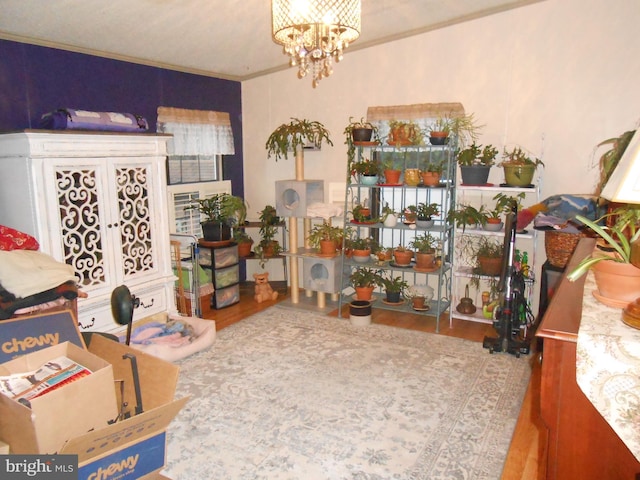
(388, 120, 423, 146)
(347, 237, 379, 263)
(381, 158, 402, 185)
(428, 116, 451, 145)
(349, 267, 383, 301)
(410, 232, 438, 270)
(379, 273, 409, 303)
(473, 236, 504, 277)
(447, 204, 486, 231)
(351, 158, 380, 185)
(483, 192, 525, 231)
(256, 205, 282, 265)
(449, 112, 483, 149)
(567, 205, 640, 306)
(380, 203, 398, 227)
(344, 116, 380, 173)
(188, 193, 247, 241)
(392, 245, 413, 266)
(499, 147, 544, 187)
(420, 162, 443, 187)
(265, 117, 333, 162)
(403, 205, 418, 225)
(457, 143, 499, 185)
(308, 222, 343, 255)
(352, 203, 372, 223)
(232, 229, 254, 257)
(416, 202, 439, 228)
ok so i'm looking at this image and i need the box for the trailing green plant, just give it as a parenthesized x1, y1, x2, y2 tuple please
(567, 206, 640, 281)
(344, 117, 380, 176)
(232, 229, 253, 243)
(258, 205, 281, 246)
(416, 202, 439, 219)
(187, 193, 247, 225)
(379, 273, 409, 293)
(266, 118, 333, 161)
(352, 204, 372, 222)
(456, 143, 499, 166)
(409, 233, 438, 253)
(349, 267, 384, 288)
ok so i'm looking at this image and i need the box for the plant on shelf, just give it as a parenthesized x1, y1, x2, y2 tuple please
(351, 158, 381, 184)
(421, 162, 443, 187)
(344, 116, 380, 172)
(498, 146, 544, 187)
(349, 267, 384, 301)
(380, 202, 398, 227)
(256, 205, 282, 266)
(388, 120, 423, 146)
(188, 193, 247, 241)
(308, 222, 343, 254)
(447, 203, 487, 230)
(484, 192, 525, 230)
(265, 118, 333, 162)
(449, 113, 483, 149)
(352, 203, 373, 222)
(381, 158, 402, 184)
(427, 116, 452, 145)
(392, 245, 413, 266)
(403, 205, 418, 224)
(416, 202, 439, 220)
(232, 229, 254, 257)
(410, 232, 438, 254)
(457, 143, 499, 185)
(379, 273, 409, 303)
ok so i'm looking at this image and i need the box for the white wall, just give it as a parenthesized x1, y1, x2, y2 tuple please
(241, 0, 640, 279)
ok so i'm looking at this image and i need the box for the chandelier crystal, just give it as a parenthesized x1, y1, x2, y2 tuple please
(272, 0, 361, 87)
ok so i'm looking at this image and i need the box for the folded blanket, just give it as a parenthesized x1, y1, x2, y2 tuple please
(40, 108, 149, 132)
(0, 250, 76, 298)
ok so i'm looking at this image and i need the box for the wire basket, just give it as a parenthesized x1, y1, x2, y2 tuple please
(544, 230, 582, 269)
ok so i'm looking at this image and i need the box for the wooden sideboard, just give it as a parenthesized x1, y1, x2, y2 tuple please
(537, 238, 640, 479)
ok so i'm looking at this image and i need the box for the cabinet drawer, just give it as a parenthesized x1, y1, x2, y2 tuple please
(132, 285, 168, 321)
(212, 284, 240, 309)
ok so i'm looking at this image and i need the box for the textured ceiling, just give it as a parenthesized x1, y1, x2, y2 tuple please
(0, 0, 543, 81)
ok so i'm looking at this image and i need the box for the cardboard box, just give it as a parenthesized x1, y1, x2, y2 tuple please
(0, 341, 118, 454)
(0, 312, 188, 480)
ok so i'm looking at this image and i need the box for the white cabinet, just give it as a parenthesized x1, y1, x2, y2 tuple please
(452, 184, 538, 325)
(0, 132, 176, 332)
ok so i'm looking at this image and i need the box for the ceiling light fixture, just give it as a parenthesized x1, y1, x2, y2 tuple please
(272, 0, 361, 88)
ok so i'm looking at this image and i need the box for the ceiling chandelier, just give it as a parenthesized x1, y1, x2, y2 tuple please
(271, 0, 361, 87)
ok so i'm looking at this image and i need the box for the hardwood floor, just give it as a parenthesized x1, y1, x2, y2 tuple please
(200, 283, 545, 480)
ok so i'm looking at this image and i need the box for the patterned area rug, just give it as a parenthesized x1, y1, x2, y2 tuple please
(163, 306, 531, 479)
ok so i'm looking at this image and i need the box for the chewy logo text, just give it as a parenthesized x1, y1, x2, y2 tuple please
(1, 333, 60, 354)
(88, 454, 139, 480)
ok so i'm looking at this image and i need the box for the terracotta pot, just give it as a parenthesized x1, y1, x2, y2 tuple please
(412, 296, 426, 309)
(263, 240, 279, 257)
(237, 240, 253, 257)
(429, 131, 449, 145)
(592, 259, 640, 305)
(352, 248, 371, 263)
(415, 252, 435, 270)
(420, 171, 440, 187)
(393, 249, 413, 266)
(478, 256, 502, 276)
(384, 169, 401, 184)
(319, 239, 337, 255)
(355, 285, 375, 301)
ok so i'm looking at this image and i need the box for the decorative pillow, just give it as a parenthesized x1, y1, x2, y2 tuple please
(0, 225, 39, 251)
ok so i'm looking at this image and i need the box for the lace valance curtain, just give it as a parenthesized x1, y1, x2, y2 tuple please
(157, 107, 235, 155)
(366, 102, 465, 140)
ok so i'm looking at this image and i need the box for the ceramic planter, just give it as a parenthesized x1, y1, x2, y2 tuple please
(383, 214, 398, 227)
(354, 285, 375, 301)
(352, 248, 372, 263)
(483, 220, 503, 231)
(429, 132, 449, 145)
(503, 164, 535, 187)
(404, 169, 420, 186)
(237, 240, 253, 257)
(393, 249, 413, 266)
(415, 252, 435, 270)
(478, 256, 502, 276)
(359, 174, 378, 186)
(352, 128, 373, 143)
(416, 217, 434, 229)
(202, 222, 231, 242)
(592, 259, 640, 307)
(460, 165, 491, 185)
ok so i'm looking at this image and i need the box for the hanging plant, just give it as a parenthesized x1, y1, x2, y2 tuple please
(265, 118, 333, 161)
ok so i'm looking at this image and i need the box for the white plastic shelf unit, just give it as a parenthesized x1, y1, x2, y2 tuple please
(452, 183, 539, 326)
(338, 143, 457, 333)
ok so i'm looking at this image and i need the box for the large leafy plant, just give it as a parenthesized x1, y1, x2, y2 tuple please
(266, 118, 333, 161)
